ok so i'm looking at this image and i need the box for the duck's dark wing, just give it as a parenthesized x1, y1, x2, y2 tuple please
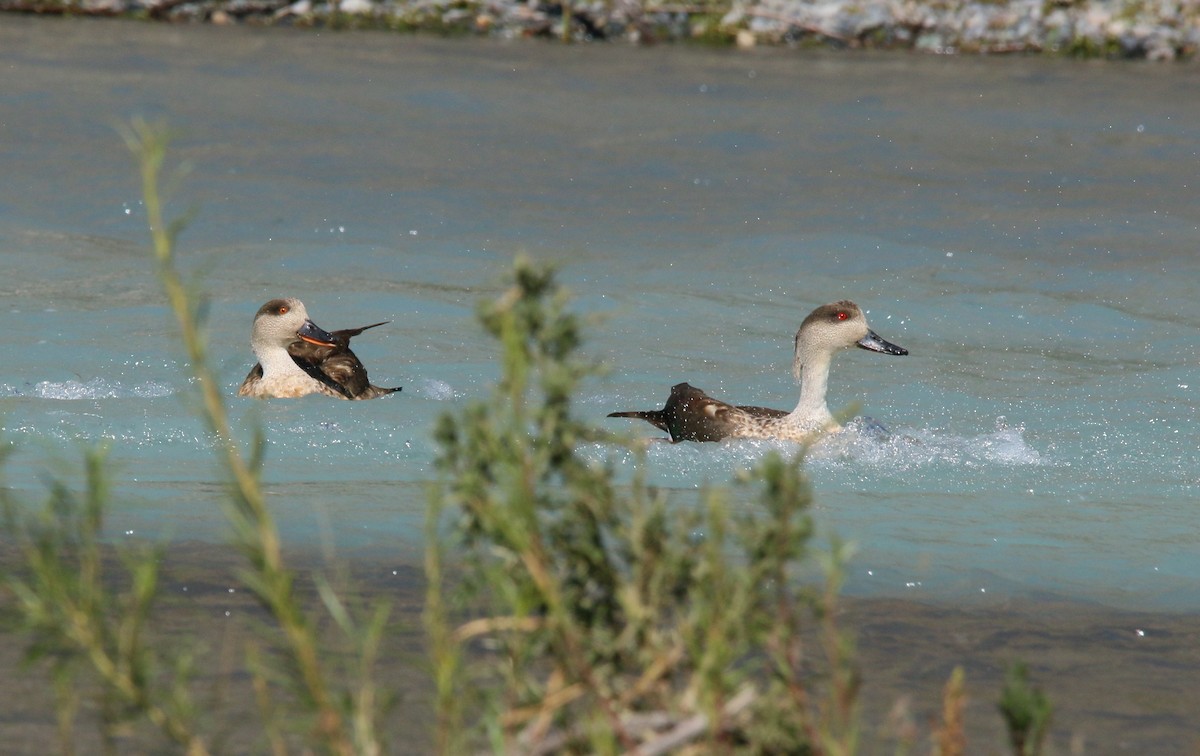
(287, 322, 401, 400)
(609, 382, 787, 443)
(288, 346, 362, 399)
(239, 363, 265, 396)
(328, 322, 389, 347)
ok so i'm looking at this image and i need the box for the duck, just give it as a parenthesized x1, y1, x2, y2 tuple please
(607, 300, 906, 442)
(237, 298, 402, 400)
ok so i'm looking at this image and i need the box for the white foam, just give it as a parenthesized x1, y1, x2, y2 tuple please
(809, 417, 1043, 470)
(415, 379, 459, 401)
(32, 378, 174, 400)
(595, 417, 1042, 483)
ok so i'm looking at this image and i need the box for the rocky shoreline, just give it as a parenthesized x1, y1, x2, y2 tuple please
(5, 0, 1199, 59)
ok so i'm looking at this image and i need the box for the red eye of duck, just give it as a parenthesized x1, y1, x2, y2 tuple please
(277, 305, 289, 315)
(835, 310, 849, 321)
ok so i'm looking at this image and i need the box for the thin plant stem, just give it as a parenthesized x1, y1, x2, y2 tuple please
(119, 119, 353, 756)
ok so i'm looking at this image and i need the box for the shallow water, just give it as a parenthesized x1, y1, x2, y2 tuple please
(2, 20, 1198, 620)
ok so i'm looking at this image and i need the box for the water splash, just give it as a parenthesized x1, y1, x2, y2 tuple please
(811, 417, 1043, 470)
(593, 417, 1041, 486)
(32, 378, 175, 400)
(413, 379, 459, 401)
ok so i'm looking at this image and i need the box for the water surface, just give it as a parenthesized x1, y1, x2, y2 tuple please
(4, 19, 1198, 608)
(2, 19, 1200, 747)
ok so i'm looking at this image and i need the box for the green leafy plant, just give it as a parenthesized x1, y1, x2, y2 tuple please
(3, 445, 207, 755)
(426, 256, 863, 754)
(123, 118, 395, 756)
(999, 662, 1052, 756)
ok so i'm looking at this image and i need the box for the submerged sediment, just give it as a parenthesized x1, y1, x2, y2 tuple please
(4, 0, 1199, 60)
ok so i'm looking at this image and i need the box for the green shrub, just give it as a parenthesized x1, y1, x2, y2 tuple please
(426, 257, 861, 753)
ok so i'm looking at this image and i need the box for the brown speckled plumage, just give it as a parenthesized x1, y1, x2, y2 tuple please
(608, 301, 907, 443)
(238, 298, 401, 400)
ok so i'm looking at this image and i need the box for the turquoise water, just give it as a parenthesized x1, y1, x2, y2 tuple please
(2, 20, 1198, 613)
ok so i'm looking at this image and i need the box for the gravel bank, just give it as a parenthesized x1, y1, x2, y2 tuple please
(4, 0, 1199, 58)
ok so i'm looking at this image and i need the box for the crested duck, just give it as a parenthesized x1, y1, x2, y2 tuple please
(237, 298, 401, 400)
(608, 300, 906, 442)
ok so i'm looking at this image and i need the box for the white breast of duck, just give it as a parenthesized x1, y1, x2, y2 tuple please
(238, 298, 343, 399)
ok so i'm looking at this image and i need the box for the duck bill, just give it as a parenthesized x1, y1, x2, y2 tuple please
(856, 330, 908, 356)
(297, 319, 338, 347)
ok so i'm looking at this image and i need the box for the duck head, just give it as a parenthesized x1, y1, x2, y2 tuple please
(792, 300, 907, 379)
(251, 298, 338, 351)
